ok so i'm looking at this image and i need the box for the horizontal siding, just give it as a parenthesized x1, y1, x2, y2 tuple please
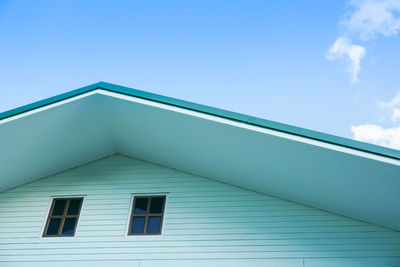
(0, 155, 399, 266)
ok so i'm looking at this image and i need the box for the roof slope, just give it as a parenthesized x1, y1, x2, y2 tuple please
(1, 81, 399, 160)
(0, 82, 399, 231)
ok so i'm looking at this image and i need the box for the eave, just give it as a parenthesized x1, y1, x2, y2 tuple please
(2, 82, 399, 160)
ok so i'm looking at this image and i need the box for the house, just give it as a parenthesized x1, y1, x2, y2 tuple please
(0, 82, 399, 267)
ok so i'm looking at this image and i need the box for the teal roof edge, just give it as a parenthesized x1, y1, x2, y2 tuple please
(1, 81, 400, 160)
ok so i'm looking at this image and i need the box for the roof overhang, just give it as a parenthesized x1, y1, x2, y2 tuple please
(1, 82, 399, 231)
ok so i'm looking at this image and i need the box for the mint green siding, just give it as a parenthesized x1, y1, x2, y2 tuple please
(0, 155, 399, 266)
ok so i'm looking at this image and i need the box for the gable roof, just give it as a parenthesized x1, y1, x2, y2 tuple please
(1, 82, 399, 231)
(2, 82, 400, 160)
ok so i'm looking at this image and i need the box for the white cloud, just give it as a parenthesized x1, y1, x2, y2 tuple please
(379, 90, 400, 122)
(344, 0, 400, 41)
(352, 90, 400, 150)
(379, 90, 400, 108)
(345, 1, 400, 149)
(326, 37, 366, 84)
(351, 124, 400, 149)
(328, 0, 400, 83)
(392, 107, 400, 122)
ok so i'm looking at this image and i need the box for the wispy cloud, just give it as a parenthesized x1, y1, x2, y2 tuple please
(345, 1, 400, 148)
(344, 0, 400, 41)
(328, 0, 400, 83)
(391, 107, 400, 122)
(379, 90, 400, 108)
(380, 90, 400, 123)
(326, 37, 366, 84)
(351, 90, 400, 149)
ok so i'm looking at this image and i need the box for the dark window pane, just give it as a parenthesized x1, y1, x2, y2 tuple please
(67, 199, 82, 215)
(52, 199, 66, 216)
(46, 218, 61, 236)
(134, 198, 148, 214)
(147, 216, 161, 234)
(131, 217, 145, 234)
(61, 218, 77, 236)
(149, 198, 164, 214)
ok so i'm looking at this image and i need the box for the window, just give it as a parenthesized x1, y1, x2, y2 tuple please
(128, 195, 166, 235)
(43, 197, 83, 237)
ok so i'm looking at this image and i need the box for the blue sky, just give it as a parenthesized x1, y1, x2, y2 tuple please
(0, 0, 399, 149)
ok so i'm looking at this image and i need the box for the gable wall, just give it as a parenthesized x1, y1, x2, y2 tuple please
(0, 155, 399, 266)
